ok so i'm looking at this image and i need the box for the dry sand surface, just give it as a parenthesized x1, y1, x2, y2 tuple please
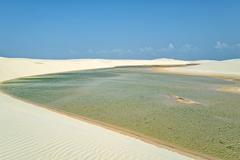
(0, 57, 190, 82)
(154, 59, 240, 78)
(2, 57, 239, 160)
(0, 57, 240, 160)
(0, 57, 198, 160)
(0, 92, 195, 160)
(3, 58, 240, 160)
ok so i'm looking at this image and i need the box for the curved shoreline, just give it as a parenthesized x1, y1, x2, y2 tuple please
(1, 57, 239, 160)
(0, 90, 199, 160)
(0, 90, 210, 160)
(0, 58, 201, 160)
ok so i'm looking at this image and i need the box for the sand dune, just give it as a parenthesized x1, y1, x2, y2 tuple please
(0, 57, 191, 82)
(155, 59, 240, 78)
(0, 92, 195, 160)
(1, 57, 239, 159)
(1, 57, 239, 160)
(0, 57, 200, 160)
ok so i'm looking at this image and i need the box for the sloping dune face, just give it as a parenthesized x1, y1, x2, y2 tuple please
(156, 59, 240, 78)
(0, 57, 190, 82)
(2, 67, 240, 160)
(1, 57, 239, 160)
(0, 92, 194, 160)
(0, 57, 197, 160)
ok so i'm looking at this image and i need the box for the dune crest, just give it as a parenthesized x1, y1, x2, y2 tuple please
(0, 57, 205, 160)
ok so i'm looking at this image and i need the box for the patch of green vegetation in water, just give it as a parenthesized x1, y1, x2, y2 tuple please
(1, 67, 240, 160)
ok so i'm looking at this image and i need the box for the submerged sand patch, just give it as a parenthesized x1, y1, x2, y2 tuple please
(1, 57, 240, 160)
(0, 92, 197, 160)
(0, 57, 203, 160)
(170, 95, 201, 105)
(217, 86, 240, 94)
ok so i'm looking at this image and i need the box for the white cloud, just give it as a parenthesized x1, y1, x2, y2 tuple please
(214, 41, 240, 51)
(85, 43, 200, 56)
(139, 47, 154, 53)
(68, 49, 78, 55)
(180, 44, 198, 53)
(156, 43, 175, 52)
(88, 48, 133, 55)
(168, 43, 175, 49)
(111, 49, 123, 53)
(214, 41, 229, 49)
(125, 49, 133, 53)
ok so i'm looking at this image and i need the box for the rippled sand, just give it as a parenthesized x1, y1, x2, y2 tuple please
(0, 92, 195, 160)
(2, 57, 238, 160)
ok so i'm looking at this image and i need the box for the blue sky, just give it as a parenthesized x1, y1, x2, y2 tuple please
(0, 0, 240, 60)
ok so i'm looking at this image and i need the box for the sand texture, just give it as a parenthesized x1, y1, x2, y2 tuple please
(0, 57, 190, 82)
(1, 57, 239, 160)
(154, 59, 240, 78)
(0, 57, 198, 160)
(0, 92, 195, 160)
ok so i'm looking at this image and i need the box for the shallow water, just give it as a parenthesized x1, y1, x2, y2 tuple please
(1, 67, 240, 160)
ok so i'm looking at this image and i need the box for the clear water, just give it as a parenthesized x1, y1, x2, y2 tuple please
(1, 67, 240, 159)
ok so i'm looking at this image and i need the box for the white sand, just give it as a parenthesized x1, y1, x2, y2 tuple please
(162, 59, 240, 78)
(2, 57, 239, 160)
(0, 92, 195, 160)
(0, 57, 199, 160)
(0, 57, 190, 82)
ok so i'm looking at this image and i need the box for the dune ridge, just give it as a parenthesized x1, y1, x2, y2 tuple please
(0, 92, 198, 160)
(0, 57, 190, 82)
(0, 57, 201, 160)
(1, 57, 239, 160)
(154, 59, 240, 78)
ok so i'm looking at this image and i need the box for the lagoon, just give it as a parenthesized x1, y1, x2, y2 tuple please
(1, 67, 240, 160)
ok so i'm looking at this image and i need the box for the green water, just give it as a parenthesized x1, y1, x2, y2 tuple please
(1, 67, 240, 160)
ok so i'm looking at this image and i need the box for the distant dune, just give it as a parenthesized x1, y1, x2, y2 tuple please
(1, 57, 239, 160)
(0, 57, 191, 82)
(154, 59, 240, 78)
